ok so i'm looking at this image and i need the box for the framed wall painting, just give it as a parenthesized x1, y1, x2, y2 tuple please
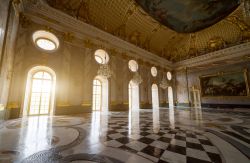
(200, 69, 249, 97)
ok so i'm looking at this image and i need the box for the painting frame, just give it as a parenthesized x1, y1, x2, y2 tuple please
(199, 69, 249, 97)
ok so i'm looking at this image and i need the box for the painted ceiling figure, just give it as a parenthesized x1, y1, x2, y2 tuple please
(135, 0, 240, 33)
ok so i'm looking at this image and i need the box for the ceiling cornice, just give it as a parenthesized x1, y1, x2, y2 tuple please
(22, 0, 173, 69)
(174, 42, 250, 70)
(20, 0, 250, 71)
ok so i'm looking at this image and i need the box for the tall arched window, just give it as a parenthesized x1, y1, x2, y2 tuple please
(28, 71, 53, 115)
(92, 76, 109, 112)
(92, 79, 102, 111)
(23, 66, 56, 116)
(168, 87, 174, 108)
(129, 83, 132, 110)
(166, 72, 174, 108)
(128, 80, 139, 111)
(152, 84, 159, 108)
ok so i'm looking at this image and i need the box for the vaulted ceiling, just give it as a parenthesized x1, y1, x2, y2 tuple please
(46, 0, 250, 62)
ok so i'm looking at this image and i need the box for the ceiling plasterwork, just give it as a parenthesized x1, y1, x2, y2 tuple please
(45, 0, 250, 62)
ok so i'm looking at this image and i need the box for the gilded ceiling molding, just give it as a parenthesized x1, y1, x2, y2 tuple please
(113, 0, 137, 38)
(83, 39, 96, 49)
(19, 13, 31, 28)
(187, 33, 197, 58)
(63, 32, 74, 43)
(129, 30, 142, 47)
(174, 42, 250, 70)
(142, 24, 161, 51)
(12, 0, 23, 17)
(43, 0, 245, 61)
(207, 37, 226, 51)
(22, 0, 173, 69)
(20, 0, 250, 71)
(226, 16, 250, 41)
(76, 0, 90, 23)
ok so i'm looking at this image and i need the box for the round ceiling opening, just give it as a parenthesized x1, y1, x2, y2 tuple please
(128, 60, 138, 72)
(151, 67, 157, 77)
(32, 30, 59, 51)
(167, 72, 172, 80)
(94, 49, 109, 64)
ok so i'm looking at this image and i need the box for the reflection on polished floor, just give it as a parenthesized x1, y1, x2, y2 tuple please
(0, 107, 250, 163)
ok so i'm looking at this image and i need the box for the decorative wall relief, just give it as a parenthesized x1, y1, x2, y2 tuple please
(0, 0, 10, 72)
(207, 37, 226, 51)
(200, 70, 249, 97)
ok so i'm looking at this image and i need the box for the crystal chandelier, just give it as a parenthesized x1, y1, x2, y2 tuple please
(160, 75, 169, 89)
(132, 72, 143, 84)
(97, 64, 112, 79)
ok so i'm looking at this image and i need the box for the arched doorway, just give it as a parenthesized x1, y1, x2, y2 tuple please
(92, 76, 109, 112)
(23, 66, 56, 116)
(168, 87, 174, 108)
(152, 84, 159, 108)
(128, 80, 139, 111)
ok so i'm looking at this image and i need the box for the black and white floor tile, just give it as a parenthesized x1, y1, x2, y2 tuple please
(0, 108, 249, 163)
(103, 115, 222, 163)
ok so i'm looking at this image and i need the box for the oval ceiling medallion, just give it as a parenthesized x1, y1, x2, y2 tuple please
(135, 0, 240, 33)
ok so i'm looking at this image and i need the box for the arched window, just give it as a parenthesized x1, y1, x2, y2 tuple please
(166, 71, 174, 108)
(23, 66, 56, 116)
(129, 83, 132, 110)
(168, 87, 174, 108)
(152, 84, 159, 108)
(128, 80, 139, 111)
(92, 76, 109, 112)
(92, 79, 102, 111)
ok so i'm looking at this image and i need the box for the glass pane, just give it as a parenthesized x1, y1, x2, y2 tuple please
(33, 72, 43, 79)
(29, 71, 52, 115)
(43, 72, 52, 80)
(42, 80, 52, 93)
(36, 38, 56, 51)
(32, 79, 42, 92)
(92, 79, 102, 111)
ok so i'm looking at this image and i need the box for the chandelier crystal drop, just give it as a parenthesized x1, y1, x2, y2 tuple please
(97, 64, 112, 79)
(132, 72, 143, 84)
(160, 75, 169, 89)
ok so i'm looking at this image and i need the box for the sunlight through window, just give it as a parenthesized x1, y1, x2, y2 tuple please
(29, 71, 53, 115)
(152, 84, 159, 108)
(128, 80, 139, 111)
(92, 79, 102, 111)
(32, 30, 59, 51)
(36, 38, 56, 51)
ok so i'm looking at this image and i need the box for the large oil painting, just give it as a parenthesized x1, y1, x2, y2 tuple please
(200, 71, 249, 97)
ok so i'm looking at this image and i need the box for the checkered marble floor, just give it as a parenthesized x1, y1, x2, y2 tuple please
(103, 113, 222, 163)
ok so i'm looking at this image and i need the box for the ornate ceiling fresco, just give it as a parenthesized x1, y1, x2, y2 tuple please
(46, 0, 250, 62)
(135, 0, 240, 33)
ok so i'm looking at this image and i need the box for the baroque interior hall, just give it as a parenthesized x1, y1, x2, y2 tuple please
(0, 0, 250, 162)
